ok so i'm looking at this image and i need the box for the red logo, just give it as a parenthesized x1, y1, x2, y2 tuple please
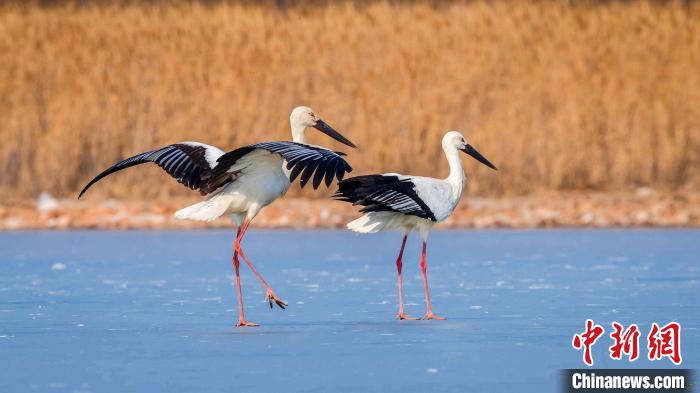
(572, 319, 605, 366)
(572, 320, 682, 366)
(647, 322, 682, 365)
(609, 322, 640, 361)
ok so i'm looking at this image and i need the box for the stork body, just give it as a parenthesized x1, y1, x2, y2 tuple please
(173, 146, 291, 225)
(334, 131, 496, 320)
(80, 106, 355, 327)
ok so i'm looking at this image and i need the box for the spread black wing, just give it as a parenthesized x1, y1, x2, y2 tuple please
(333, 174, 437, 221)
(78, 142, 223, 198)
(212, 141, 353, 190)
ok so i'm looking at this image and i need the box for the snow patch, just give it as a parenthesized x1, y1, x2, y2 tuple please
(37, 192, 59, 213)
(51, 263, 66, 271)
(528, 283, 556, 290)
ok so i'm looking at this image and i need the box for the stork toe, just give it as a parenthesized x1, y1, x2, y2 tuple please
(421, 313, 447, 320)
(236, 319, 260, 327)
(266, 289, 287, 310)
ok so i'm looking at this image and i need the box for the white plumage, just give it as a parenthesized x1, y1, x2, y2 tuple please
(335, 131, 497, 320)
(346, 211, 435, 235)
(175, 148, 291, 225)
(79, 106, 355, 327)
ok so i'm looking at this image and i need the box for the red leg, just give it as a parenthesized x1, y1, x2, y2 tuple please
(234, 219, 287, 309)
(420, 241, 446, 320)
(395, 234, 416, 320)
(232, 228, 258, 327)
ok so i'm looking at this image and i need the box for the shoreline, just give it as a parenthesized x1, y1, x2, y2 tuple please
(2, 190, 697, 230)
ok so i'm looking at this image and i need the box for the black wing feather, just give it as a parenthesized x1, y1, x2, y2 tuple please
(247, 141, 352, 190)
(333, 175, 437, 221)
(289, 162, 306, 183)
(78, 143, 217, 198)
(208, 146, 257, 192)
(312, 161, 328, 189)
(83, 140, 354, 198)
(324, 161, 337, 187)
(335, 159, 348, 182)
(299, 159, 320, 189)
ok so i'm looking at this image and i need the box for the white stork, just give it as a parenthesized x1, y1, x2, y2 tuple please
(334, 131, 496, 320)
(79, 106, 355, 327)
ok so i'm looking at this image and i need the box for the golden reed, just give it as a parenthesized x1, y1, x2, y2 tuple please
(0, 1, 698, 200)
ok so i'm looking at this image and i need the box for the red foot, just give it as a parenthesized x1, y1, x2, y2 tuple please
(236, 319, 260, 327)
(397, 312, 418, 320)
(265, 289, 287, 309)
(421, 312, 447, 320)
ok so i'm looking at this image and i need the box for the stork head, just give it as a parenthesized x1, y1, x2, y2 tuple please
(289, 106, 356, 148)
(443, 131, 497, 170)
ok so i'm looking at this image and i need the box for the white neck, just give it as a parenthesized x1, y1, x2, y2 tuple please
(444, 145, 466, 194)
(291, 122, 307, 143)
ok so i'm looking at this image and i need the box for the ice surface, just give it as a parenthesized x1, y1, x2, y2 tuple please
(0, 229, 698, 392)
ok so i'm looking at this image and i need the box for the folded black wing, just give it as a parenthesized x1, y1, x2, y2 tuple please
(333, 174, 437, 221)
(78, 142, 223, 198)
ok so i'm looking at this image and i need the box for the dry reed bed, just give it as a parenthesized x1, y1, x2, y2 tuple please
(0, 1, 698, 201)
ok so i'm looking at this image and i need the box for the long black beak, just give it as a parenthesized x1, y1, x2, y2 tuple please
(462, 144, 498, 170)
(313, 119, 356, 148)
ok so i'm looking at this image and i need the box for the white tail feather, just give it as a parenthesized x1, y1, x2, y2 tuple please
(174, 195, 233, 221)
(346, 212, 392, 233)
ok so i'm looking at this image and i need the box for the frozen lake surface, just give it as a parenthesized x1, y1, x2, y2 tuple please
(0, 229, 698, 392)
